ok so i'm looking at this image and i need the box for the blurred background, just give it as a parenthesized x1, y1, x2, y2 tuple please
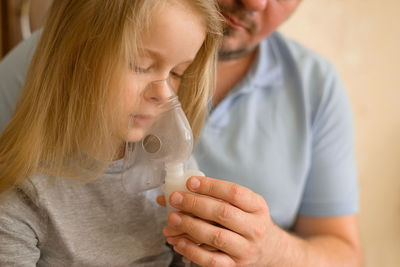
(1, 0, 51, 57)
(1, 0, 399, 266)
(281, 1, 400, 266)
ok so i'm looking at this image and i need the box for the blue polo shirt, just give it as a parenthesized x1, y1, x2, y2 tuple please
(194, 32, 359, 229)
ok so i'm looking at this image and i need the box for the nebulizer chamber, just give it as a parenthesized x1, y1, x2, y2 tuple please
(121, 79, 204, 214)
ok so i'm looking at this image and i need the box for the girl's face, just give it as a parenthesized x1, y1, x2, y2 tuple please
(117, 2, 206, 143)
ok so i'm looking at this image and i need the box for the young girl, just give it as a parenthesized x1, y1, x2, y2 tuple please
(0, 0, 221, 266)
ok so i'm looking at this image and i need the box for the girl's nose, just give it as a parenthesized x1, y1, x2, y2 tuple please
(143, 79, 174, 104)
(241, 0, 267, 11)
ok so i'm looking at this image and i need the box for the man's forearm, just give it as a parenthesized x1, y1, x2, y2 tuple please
(269, 225, 363, 267)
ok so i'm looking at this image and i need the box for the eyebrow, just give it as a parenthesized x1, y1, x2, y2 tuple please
(142, 48, 194, 65)
(142, 48, 162, 58)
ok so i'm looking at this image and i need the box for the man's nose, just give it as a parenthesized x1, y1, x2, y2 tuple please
(143, 79, 174, 104)
(240, 0, 267, 11)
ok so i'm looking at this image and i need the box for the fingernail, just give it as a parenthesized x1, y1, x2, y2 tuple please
(171, 192, 183, 205)
(162, 226, 170, 236)
(169, 212, 182, 226)
(189, 177, 200, 190)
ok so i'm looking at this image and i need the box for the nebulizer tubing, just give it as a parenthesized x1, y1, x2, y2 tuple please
(121, 78, 203, 266)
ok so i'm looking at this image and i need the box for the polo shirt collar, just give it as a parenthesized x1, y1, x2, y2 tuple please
(230, 32, 284, 96)
(207, 33, 283, 128)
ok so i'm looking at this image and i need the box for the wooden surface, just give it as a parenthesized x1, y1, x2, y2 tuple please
(3, 0, 23, 56)
(0, 1, 3, 59)
(0, 0, 52, 58)
(0, 0, 5, 59)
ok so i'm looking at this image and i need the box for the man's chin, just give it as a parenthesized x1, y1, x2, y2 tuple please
(218, 40, 255, 61)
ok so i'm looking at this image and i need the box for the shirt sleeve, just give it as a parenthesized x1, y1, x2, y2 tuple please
(298, 64, 359, 217)
(0, 187, 44, 266)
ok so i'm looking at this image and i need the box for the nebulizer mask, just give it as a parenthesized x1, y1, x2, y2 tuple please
(121, 78, 204, 213)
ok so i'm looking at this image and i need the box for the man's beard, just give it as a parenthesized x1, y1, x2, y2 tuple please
(218, 27, 256, 61)
(218, 2, 258, 61)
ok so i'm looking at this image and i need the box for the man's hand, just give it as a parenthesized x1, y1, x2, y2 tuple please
(158, 176, 363, 267)
(159, 176, 279, 266)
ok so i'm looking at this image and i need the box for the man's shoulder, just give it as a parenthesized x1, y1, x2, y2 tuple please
(263, 32, 349, 125)
(268, 31, 337, 77)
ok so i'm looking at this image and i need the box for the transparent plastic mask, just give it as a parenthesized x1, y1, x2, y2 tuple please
(121, 78, 193, 193)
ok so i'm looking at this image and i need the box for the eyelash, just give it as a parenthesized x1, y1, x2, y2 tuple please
(170, 72, 183, 79)
(131, 64, 183, 79)
(131, 65, 148, 73)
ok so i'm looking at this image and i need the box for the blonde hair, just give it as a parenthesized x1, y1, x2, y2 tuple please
(0, 0, 222, 194)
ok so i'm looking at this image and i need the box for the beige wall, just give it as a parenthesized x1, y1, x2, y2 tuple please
(280, 0, 400, 266)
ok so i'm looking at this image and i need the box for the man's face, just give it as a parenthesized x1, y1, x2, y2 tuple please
(217, 0, 302, 60)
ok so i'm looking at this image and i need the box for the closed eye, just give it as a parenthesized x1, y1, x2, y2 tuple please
(129, 63, 150, 73)
(170, 71, 183, 79)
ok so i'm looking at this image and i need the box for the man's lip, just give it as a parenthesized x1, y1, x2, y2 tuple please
(222, 13, 248, 31)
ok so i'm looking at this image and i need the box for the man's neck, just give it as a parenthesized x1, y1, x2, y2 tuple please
(214, 51, 256, 107)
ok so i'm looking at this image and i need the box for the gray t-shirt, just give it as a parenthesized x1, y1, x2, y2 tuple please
(0, 160, 172, 266)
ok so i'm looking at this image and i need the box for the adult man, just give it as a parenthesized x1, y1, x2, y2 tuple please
(162, 0, 363, 266)
(0, 0, 362, 266)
